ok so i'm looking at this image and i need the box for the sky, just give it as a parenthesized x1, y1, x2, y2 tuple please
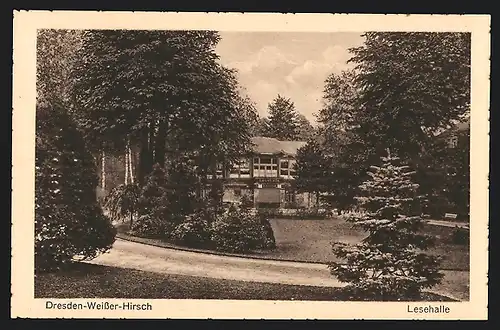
(215, 32, 365, 124)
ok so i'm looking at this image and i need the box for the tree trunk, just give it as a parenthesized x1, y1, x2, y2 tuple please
(154, 121, 166, 167)
(124, 146, 129, 185)
(129, 210, 134, 229)
(138, 127, 153, 185)
(128, 143, 134, 184)
(101, 150, 106, 190)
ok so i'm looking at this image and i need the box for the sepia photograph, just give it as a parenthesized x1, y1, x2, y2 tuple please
(11, 12, 490, 320)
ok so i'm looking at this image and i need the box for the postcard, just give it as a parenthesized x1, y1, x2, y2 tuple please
(11, 11, 490, 320)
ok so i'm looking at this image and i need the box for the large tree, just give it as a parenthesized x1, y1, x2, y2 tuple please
(313, 69, 374, 211)
(348, 32, 470, 161)
(316, 32, 471, 211)
(318, 69, 360, 133)
(70, 30, 257, 184)
(296, 114, 316, 141)
(36, 29, 83, 109)
(265, 95, 300, 141)
(293, 139, 332, 206)
(35, 30, 116, 271)
(251, 117, 271, 137)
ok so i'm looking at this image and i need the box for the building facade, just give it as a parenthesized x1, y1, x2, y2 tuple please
(209, 136, 313, 209)
(95, 136, 315, 209)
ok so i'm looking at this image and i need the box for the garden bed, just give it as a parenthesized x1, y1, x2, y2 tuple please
(35, 262, 457, 301)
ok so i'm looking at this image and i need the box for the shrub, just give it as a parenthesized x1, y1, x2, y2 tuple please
(35, 104, 116, 272)
(171, 213, 212, 248)
(135, 164, 190, 238)
(210, 205, 276, 253)
(130, 214, 171, 238)
(104, 183, 140, 226)
(448, 227, 469, 245)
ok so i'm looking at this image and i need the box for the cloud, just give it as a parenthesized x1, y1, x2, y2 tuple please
(285, 45, 353, 87)
(226, 45, 298, 75)
(216, 34, 363, 124)
(247, 80, 281, 117)
(322, 45, 353, 64)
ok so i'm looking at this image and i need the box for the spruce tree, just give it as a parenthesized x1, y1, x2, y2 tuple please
(35, 103, 116, 272)
(329, 151, 444, 301)
(265, 95, 300, 141)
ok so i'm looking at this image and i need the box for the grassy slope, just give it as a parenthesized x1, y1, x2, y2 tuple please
(266, 218, 469, 270)
(35, 263, 455, 301)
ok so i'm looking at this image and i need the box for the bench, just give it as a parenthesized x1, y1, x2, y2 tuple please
(444, 213, 458, 220)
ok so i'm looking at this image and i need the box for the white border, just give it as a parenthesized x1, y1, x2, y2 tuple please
(12, 11, 490, 320)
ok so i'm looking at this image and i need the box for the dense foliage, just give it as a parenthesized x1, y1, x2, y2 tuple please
(171, 212, 212, 248)
(104, 183, 141, 226)
(70, 30, 257, 184)
(35, 104, 116, 272)
(329, 153, 443, 301)
(297, 32, 471, 215)
(260, 95, 301, 141)
(210, 205, 275, 253)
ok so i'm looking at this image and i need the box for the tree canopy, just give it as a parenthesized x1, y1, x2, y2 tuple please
(305, 32, 471, 212)
(348, 32, 470, 158)
(264, 95, 301, 141)
(70, 30, 258, 183)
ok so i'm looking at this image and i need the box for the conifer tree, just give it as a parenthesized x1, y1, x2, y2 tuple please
(329, 151, 444, 300)
(265, 95, 300, 141)
(35, 103, 116, 271)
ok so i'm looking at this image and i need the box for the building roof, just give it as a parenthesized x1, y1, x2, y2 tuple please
(251, 136, 307, 156)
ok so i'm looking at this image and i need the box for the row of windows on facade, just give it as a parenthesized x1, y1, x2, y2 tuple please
(209, 156, 297, 179)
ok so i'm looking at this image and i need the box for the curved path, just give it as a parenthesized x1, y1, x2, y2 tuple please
(88, 238, 466, 301)
(88, 238, 346, 288)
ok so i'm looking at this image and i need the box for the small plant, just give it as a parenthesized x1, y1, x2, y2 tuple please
(258, 213, 277, 249)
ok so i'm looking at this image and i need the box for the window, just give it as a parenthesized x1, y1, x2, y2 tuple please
(253, 156, 278, 177)
(229, 158, 251, 178)
(280, 158, 296, 178)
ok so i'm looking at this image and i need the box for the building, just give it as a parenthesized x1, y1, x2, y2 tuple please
(95, 136, 315, 209)
(208, 136, 313, 209)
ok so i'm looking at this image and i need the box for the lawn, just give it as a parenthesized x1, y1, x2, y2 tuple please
(35, 262, 456, 301)
(264, 218, 469, 271)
